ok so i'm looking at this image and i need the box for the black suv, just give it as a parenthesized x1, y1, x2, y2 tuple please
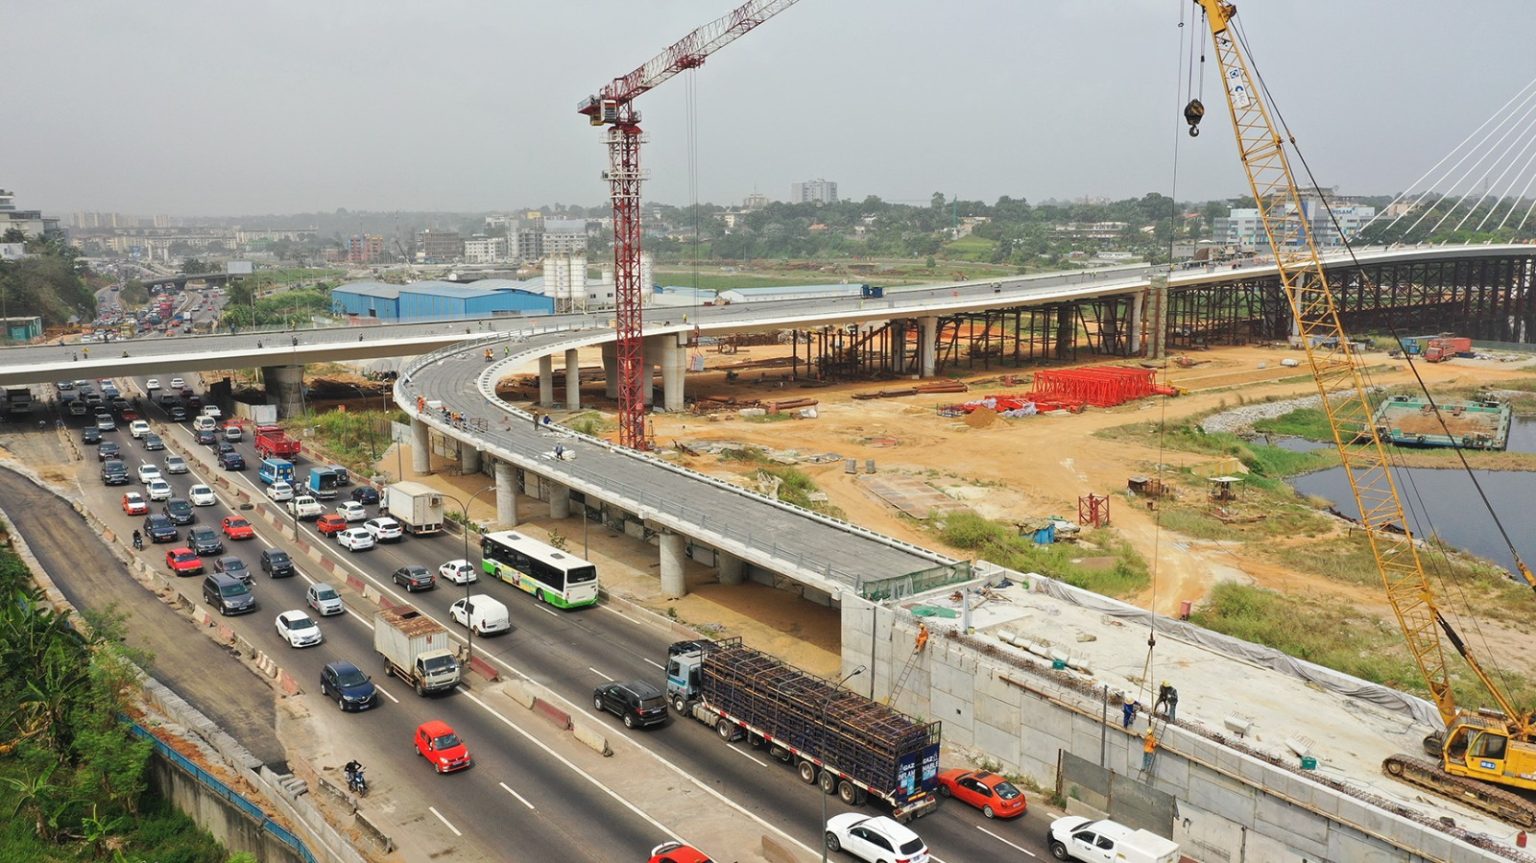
(391, 565, 434, 592)
(593, 681, 668, 729)
(97, 441, 120, 462)
(350, 486, 380, 505)
(142, 433, 165, 451)
(202, 573, 255, 616)
(219, 450, 246, 471)
(260, 548, 294, 578)
(168, 405, 188, 422)
(188, 526, 224, 556)
(162, 498, 195, 525)
(82, 427, 101, 445)
(142, 514, 178, 544)
(101, 459, 129, 485)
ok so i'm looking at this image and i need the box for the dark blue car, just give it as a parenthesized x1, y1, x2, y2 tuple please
(320, 660, 376, 711)
(350, 486, 380, 505)
(219, 450, 246, 471)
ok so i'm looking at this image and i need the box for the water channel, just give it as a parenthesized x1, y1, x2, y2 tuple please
(1285, 416, 1536, 576)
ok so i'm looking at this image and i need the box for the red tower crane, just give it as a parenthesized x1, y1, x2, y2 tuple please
(579, 0, 803, 450)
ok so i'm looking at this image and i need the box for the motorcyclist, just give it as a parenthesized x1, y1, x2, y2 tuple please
(132, 529, 143, 550)
(344, 760, 366, 793)
(484, 348, 493, 361)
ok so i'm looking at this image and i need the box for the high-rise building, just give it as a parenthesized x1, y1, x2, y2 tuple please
(544, 219, 588, 255)
(506, 222, 544, 263)
(417, 229, 463, 262)
(463, 235, 507, 264)
(790, 179, 838, 205)
(1213, 195, 1375, 250)
(0, 190, 60, 238)
(347, 234, 385, 264)
(743, 192, 770, 211)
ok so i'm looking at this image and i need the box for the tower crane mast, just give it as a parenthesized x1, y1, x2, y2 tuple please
(579, 0, 803, 450)
(1193, 0, 1536, 825)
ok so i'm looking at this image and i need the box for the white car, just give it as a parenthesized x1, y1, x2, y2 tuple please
(363, 517, 403, 542)
(188, 484, 217, 506)
(201, 405, 222, 419)
(274, 610, 323, 648)
(169, 377, 186, 389)
(128, 419, 151, 439)
(287, 496, 323, 519)
(145, 378, 160, 391)
(824, 814, 929, 863)
(439, 559, 478, 585)
(164, 454, 189, 475)
(145, 478, 173, 502)
(266, 481, 294, 502)
(306, 583, 344, 616)
(137, 464, 162, 484)
(335, 528, 375, 551)
(336, 501, 368, 522)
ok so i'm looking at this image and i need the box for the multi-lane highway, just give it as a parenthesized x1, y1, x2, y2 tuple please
(42, 368, 1063, 862)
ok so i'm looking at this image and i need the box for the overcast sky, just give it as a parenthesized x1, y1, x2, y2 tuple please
(3, 1, 1530, 216)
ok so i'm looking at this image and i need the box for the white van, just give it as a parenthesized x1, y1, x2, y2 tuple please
(192, 415, 216, 433)
(449, 595, 510, 635)
(1047, 817, 1179, 863)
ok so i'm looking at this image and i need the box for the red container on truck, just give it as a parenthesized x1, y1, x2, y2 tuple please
(254, 425, 302, 459)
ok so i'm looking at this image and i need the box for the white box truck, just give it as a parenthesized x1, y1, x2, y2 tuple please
(384, 481, 445, 535)
(1046, 816, 1180, 863)
(374, 607, 461, 695)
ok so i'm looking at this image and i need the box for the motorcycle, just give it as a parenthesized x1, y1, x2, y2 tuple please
(346, 766, 368, 798)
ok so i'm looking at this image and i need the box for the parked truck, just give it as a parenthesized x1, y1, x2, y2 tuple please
(667, 638, 941, 821)
(374, 607, 460, 696)
(307, 467, 340, 500)
(258, 458, 295, 486)
(384, 481, 445, 535)
(254, 424, 302, 459)
(5, 387, 33, 415)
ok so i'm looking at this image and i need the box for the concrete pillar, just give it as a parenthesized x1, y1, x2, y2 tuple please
(261, 364, 305, 419)
(460, 444, 481, 474)
(601, 342, 618, 399)
(642, 340, 655, 407)
(659, 532, 687, 598)
(660, 335, 685, 412)
(494, 460, 518, 528)
(1147, 273, 1169, 360)
(549, 482, 571, 520)
(1129, 290, 1144, 355)
(918, 316, 938, 378)
(564, 348, 581, 411)
(411, 418, 431, 475)
(538, 354, 555, 407)
(717, 550, 745, 586)
(892, 321, 907, 373)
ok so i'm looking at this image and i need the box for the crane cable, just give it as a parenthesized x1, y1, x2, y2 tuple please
(685, 70, 704, 333)
(1231, 20, 1524, 700)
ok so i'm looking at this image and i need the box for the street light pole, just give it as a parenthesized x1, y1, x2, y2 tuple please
(820, 664, 865, 863)
(439, 483, 496, 669)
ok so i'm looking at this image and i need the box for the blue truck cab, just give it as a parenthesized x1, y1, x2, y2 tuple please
(258, 458, 295, 486)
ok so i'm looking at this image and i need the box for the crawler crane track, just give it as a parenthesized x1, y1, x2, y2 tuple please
(1383, 754, 1536, 827)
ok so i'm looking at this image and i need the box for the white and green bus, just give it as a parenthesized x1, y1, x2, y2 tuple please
(480, 530, 598, 609)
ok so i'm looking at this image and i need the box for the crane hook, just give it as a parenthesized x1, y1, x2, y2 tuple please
(1183, 98, 1206, 137)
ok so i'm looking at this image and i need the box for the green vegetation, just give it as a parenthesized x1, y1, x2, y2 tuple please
(566, 411, 615, 437)
(0, 533, 231, 862)
(935, 511, 1148, 598)
(1251, 407, 1335, 441)
(220, 282, 334, 330)
(1191, 583, 1536, 710)
(940, 235, 998, 262)
(289, 409, 399, 474)
(118, 279, 150, 307)
(713, 448, 844, 518)
(0, 239, 95, 326)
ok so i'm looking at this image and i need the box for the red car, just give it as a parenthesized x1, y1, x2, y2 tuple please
(316, 513, 348, 536)
(936, 769, 1027, 819)
(413, 720, 471, 774)
(221, 516, 256, 540)
(165, 547, 204, 576)
(649, 842, 714, 863)
(121, 492, 149, 516)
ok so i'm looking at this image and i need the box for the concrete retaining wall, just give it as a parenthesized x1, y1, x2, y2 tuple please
(841, 593, 1514, 863)
(146, 753, 303, 863)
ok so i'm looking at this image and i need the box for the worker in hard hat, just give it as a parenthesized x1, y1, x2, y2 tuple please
(1155, 681, 1178, 723)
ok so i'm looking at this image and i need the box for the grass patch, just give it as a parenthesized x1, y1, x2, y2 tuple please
(756, 465, 845, 519)
(941, 235, 998, 262)
(288, 409, 395, 475)
(934, 512, 1148, 598)
(743, 412, 795, 423)
(566, 410, 614, 437)
(1252, 407, 1335, 441)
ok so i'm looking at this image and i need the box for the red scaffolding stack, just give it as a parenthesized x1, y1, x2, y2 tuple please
(1030, 366, 1169, 408)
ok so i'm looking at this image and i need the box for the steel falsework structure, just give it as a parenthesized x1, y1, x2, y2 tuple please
(578, 0, 803, 449)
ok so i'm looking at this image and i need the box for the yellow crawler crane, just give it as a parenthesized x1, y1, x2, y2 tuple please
(1193, 0, 1536, 826)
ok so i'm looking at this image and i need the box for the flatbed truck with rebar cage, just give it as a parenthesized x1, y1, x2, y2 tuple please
(666, 637, 940, 822)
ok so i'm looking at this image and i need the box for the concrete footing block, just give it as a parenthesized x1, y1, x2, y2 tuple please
(572, 721, 612, 757)
(503, 679, 536, 709)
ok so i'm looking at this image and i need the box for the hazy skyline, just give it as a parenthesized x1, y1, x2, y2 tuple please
(4, 1, 1529, 216)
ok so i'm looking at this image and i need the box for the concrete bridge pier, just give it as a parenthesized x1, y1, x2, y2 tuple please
(410, 418, 431, 475)
(659, 532, 687, 598)
(538, 355, 555, 407)
(549, 482, 571, 520)
(601, 342, 618, 399)
(564, 348, 581, 411)
(494, 460, 518, 528)
(1146, 272, 1169, 359)
(261, 365, 305, 419)
(892, 321, 908, 373)
(717, 550, 745, 586)
(1129, 290, 1144, 355)
(658, 335, 685, 412)
(459, 444, 481, 475)
(918, 317, 938, 378)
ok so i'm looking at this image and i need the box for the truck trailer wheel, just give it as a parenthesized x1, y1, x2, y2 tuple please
(837, 779, 860, 805)
(716, 720, 736, 741)
(797, 760, 818, 784)
(819, 771, 837, 795)
(672, 695, 687, 713)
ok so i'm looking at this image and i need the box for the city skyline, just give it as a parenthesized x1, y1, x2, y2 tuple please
(2, 1, 1527, 216)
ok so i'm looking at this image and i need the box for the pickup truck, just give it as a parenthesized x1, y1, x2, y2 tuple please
(286, 496, 324, 520)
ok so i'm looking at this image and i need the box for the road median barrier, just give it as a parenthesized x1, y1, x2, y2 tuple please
(531, 696, 572, 731)
(345, 574, 365, 592)
(467, 655, 500, 682)
(502, 678, 536, 709)
(353, 810, 395, 854)
(571, 719, 612, 757)
(321, 557, 336, 574)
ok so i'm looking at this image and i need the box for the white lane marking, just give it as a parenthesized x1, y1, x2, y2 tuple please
(977, 826, 1035, 857)
(427, 806, 462, 837)
(460, 690, 682, 843)
(536, 604, 559, 618)
(373, 684, 399, 704)
(724, 744, 768, 768)
(498, 781, 535, 810)
(588, 666, 613, 682)
(643, 658, 664, 670)
(347, 609, 373, 630)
